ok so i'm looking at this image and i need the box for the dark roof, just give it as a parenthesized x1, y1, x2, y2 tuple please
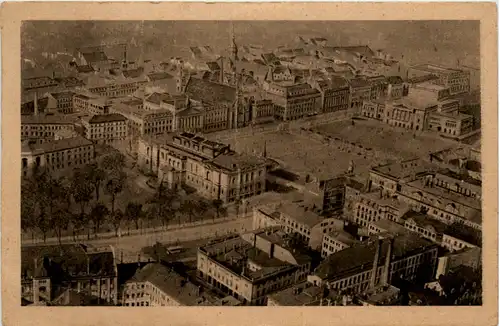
(82, 51, 108, 63)
(50, 91, 75, 100)
(319, 76, 350, 90)
(54, 77, 85, 87)
(262, 53, 279, 65)
(386, 76, 404, 85)
(21, 98, 50, 115)
(147, 72, 173, 81)
(128, 263, 202, 305)
(408, 74, 439, 84)
(123, 67, 144, 79)
(333, 45, 375, 58)
(21, 244, 115, 281)
(33, 136, 93, 154)
(88, 113, 127, 124)
(76, 65, 95, 73)
(314, 234, 435, 281)
(206, 61, 221, 71)
(145, 92, 173, 105)
(21, 114, 76, 125)
(184, 77, 236, 105)
(405, 212, 448, 233)
(350, 78, 371, 88)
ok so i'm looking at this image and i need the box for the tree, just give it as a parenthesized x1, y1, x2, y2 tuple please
(181, 199, 198, 223)
(36, 213, 51, 243)
(125, 202, 143, 230)
(53, 208, 71, 246)
(70, 212, 88, 242)
(21, 181, 37, 239)
(85, 163, 106, 201)
(212, 199, 224, 220)
(71, 169, 94, 216)
(100, 151, 126, 172)
(105, 170, 126, 213)
(90, 203, 109, 236)
(111, 209, 124, 237)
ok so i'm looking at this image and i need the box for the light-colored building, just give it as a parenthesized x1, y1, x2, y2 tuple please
(265, 81, 321, 121)
(122, 263, 237, 307)
(197, 229, 312, 306)
(47, 91, 76, 114)
(407, 64, 470, 95)
(21, 114, 76, 144)
(351, 190, 410, 228)
(385, 95, 439, 131)
(73, 93, 111, 116)
(138, 132, 267, 202)
(82, 113, 128, 145)
(321, 230, 360, 258)
(403, 211, 480, 252)
(368, 219, 411, 236)
(309, 76, 350, 113)
(253, 202, 345, 250)
(427, 111, 474, 136)
(21, 136, 95, 178)
(349, 78, 372, 110)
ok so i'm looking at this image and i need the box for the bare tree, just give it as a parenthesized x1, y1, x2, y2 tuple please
(125, 202, 143, 230)
(90, 203, 109, 236)
(105, 170, 126, 213)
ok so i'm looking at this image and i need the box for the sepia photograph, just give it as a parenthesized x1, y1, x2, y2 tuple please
(1, 2, 497, 326)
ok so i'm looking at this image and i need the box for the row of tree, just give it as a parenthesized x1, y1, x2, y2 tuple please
(21, 149, 234, 244)
(21, 151, 128, 244)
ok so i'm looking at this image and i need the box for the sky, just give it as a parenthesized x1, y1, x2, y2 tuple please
(22, 20, 480, 69)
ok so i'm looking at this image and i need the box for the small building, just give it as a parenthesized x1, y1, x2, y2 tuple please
(21, 114, 76, 144)
(21, 136, 95, 178)
(82, 113, 128, 146)
(321, 230, 360, 258)
(407, 64, 470, 95)
(267, 282, 341, 306)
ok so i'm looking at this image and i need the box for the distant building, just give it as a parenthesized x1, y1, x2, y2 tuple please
(22, 76, 59, 93)
(349, 78, 372, 110)
(197, 228, 312, 305)
(82, 113, 128, 145)
(265, 82, 321, 121)
(435, 246, 481, 279)
(309, 76, 350, 113)
(403, 211, 480, 252)
(138, 132, 267, 202)
(253, 201, 345, 250)
(407, 64, 470, 95)
(73, 93, 111, 116)
(21, 114, 76, 144)
(308, 234, 438, 292)
(385, 76, 405, 99)
(321, 230, 360, 258)
(350, 190, 410, 228)
(21, 244, 118, 306)
(21, 136, 95, 178)
(46, 91, 76, 114)
(368, 219, 411, 236)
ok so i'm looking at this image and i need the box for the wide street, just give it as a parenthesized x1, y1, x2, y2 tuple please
(23, 215, 254, 263)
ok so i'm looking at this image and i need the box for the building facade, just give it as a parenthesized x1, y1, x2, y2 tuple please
(21, 115, 76, 144)
(82, 114, 128, 145)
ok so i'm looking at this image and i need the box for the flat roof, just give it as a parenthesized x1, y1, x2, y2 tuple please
(370, 219, 411, 236)
(31, 136, 93, 154)
(278, 201, 323, 228)
(371, 158, 435, 181)
(411, 64, 462, 74)
(268, 282, 340, 306)
(21, 114, 77, 125)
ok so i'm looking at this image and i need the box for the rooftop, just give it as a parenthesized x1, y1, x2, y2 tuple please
(88, 113, 127, 124)
(407, 74, 440, 85)
(21, 244, 115, 281)
(386, 76, 404, 85)
(411, 63, 462, 74)
(209, 151, 267, 172)
(278, 201, 323, 228)
(129, 263, 206, 306)
(370, 219, 411, 236)
(326, 230, 359, 246)
(371, 158, 435, 181)
(395, 94, 439, 110)
(314, 234, 435, 281)
(350, 78, 372, 88)
(82, 51, 108, 64)
(21, 114, 77, 125)
(31, 136, 93, 154)
(147, 72, 174, 81)
(185, 77, 236, 105)
(268, 282, 340, 306)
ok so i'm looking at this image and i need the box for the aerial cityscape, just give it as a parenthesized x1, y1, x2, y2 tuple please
(21, 20, 482, 307)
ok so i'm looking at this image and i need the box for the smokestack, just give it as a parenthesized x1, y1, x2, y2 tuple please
(369, 238, 382, 289)
(382, 237, 394, 286)
(33, 92, 39, 116)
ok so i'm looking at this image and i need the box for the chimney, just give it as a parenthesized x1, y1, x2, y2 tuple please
(369, 238, 382, 289)
(33, 92, 39, 116)
(382, 237, 394, 286)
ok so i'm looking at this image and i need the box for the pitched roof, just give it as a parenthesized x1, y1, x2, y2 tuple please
(206, 61, 221, 71)
(349, 78, 372, 88)
(76, 65, 95, 73)
(147, 72, 173, 81)
(145, 92, 173, 105)
(82, 51, 108, 63)
(21, 114, 76, 125)
(33, 136, 93, 154)
(386, 76, 404, 85)
(208, 151, 266, 171)
(123, 67, 144, 79)
(184, 77, 236, 105)
(88, 113, 127, 124)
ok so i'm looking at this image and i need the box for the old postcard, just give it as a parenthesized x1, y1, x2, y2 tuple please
(1, 2, 498, 326)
